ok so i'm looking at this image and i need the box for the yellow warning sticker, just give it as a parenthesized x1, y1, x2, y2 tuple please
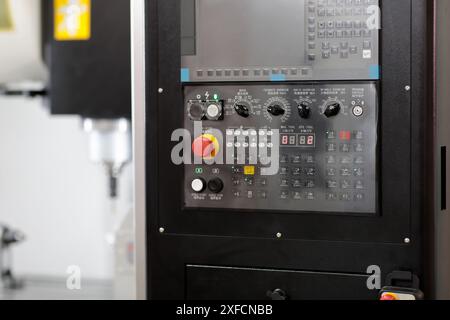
(0, 0, 13, 31)
(54, 0, 91, 41)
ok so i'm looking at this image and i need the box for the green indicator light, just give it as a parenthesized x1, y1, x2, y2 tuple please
(213, 94, 219, 100)
(195, 168, 203, 174)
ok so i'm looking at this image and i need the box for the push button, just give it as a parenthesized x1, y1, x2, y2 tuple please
(192, 134, 220, 160)
(191, 178, 206, 193)
(208, 178, 224, 194)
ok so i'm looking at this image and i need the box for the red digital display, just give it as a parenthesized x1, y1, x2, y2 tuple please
(280, 134, 315, 147)
(281, 134, 297, 146)
(299, 134, 315, 147)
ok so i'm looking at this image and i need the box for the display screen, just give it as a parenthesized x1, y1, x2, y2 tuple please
(281, 134, 315, 147)
(181, 0, 380, 82)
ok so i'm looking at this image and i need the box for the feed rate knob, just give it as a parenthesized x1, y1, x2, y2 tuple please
(234, 103, 250, 118)
(192, 134, 220, 160)
(298, 102, 311, 119)
(324, 102, 341, 118)
(191, 178, 206, 193)
(208, 178, 224, 194)
(267, 104, 286, 116)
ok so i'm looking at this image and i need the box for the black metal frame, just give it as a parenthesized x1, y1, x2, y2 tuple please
(144, 0, 434, 299)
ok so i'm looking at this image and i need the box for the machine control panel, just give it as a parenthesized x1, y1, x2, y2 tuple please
(183, 83, 378, 214)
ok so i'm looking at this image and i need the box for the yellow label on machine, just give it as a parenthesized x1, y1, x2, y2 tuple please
(244, 166, 256, 176)
(54, 0, 91, 41)
(0, 0, 13, 31)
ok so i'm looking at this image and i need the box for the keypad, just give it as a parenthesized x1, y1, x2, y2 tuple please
(325, 129, 367, 202)
(306, 0, 378, 61)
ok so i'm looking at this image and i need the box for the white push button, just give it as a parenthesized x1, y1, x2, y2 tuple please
(206, 104, 220, 118)
(191, 178, 206, 193)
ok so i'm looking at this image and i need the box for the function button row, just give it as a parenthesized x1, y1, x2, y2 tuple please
(326, 167, 365, 177)
(233, 190, 268, 199)
(326, 179, 366, 189)
(232, 176, 267, 187)
(280, 179, 316, 189)
(280, 167, 316, 176)
(326, 192, 366, 202)
(280, 154, 316, 164)
(317, 29, 373, 39)
(326, 143, 365, 153)
(226, 129, 276, 137)
(326, 130, 365, 140)
(326, 155, 365, 164)
(281, 191, 316, 201)
(318, 20, 370, 29)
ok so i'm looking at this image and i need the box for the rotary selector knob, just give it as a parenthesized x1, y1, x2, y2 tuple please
(191, 178, 206, 193)
(267, 104, 286, 116)
(264, 97, 291, 122)
(187, 101, 205, 121)
(324, 102, 341, 118)
(298, 102, 311, 119)
(234, 102, 251, 118)
(208, 178, 224, 194)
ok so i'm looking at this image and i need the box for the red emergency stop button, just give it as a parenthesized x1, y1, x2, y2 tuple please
(380, 292, 399, 301)
(192, 134, 220, 160)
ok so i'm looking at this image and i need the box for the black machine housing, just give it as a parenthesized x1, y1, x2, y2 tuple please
(41, 0, 131, 119)
(143, 0, 447, 299)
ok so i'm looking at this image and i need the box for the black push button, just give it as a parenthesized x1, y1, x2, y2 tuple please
(208, 178, 224, 193)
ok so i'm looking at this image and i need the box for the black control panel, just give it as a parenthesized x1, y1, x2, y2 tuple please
(183, 83, 378, 214)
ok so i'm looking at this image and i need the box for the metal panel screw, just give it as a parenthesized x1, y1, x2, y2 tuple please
(158, 88, 164, 94)
(159, 227, 165, 234)
(404, 238, 411, 244)
(405, 85, 411, 91)
(276, 233, 282, 239)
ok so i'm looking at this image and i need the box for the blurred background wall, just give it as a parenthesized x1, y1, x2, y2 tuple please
(0, 95, 133, 281)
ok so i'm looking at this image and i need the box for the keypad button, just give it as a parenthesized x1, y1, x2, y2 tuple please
(327, 143, 337, 152)
(355, 193, 365, 201)
(354, 168, 365, 177)
(293, 192, 302, 200)
(327, 168, 337, 176)
(326, 156, 337, 164)
(280, 191, 290, 200)
(327, 180, 338, 189)
(304, 168, 316, 176)
(355, 180, 365, 189)
(327, 193, 338, 201)
(292, 156, 302, 164)
(341, 180, 352, 189)
(305, 180, 316, 188)
(341, 193, 352, 201)
(293, 180, 302, 188)
(304, 155, 316, 164)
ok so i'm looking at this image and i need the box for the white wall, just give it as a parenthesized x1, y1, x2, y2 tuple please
(0, 96, 132, 281)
